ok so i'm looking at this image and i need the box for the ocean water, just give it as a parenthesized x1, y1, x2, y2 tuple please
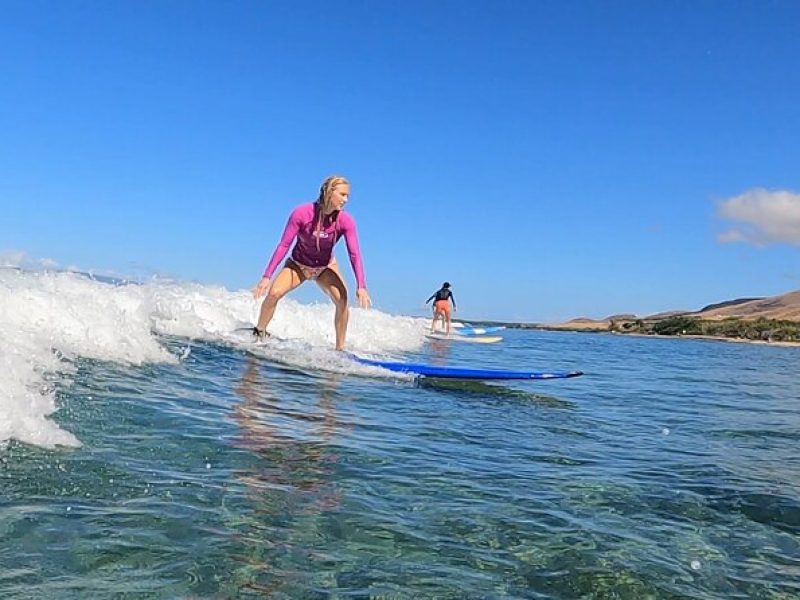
(1, 269, 799, 599)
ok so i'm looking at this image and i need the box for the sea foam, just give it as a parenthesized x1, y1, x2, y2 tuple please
(0, 268, 425, 449)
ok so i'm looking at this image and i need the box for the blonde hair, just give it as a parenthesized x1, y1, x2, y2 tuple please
(314, 175, 349, 250)
(316, 175, 349, 211)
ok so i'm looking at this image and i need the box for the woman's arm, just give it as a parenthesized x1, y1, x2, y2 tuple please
(262, 206, 303, 279)
(340, 213, 370, 308)
(340, 214, 367, 290)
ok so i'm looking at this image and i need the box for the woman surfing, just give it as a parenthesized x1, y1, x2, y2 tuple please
(252, 175, 371, 350)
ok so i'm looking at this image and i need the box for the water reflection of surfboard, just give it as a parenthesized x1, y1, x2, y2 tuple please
(426, 332, 502, 344)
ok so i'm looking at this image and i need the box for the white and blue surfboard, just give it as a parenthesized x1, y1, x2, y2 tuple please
(426, 332, 502, 344)
(453, 326, 507, 336)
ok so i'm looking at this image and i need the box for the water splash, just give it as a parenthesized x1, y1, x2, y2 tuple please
(0, 269, 427, 448)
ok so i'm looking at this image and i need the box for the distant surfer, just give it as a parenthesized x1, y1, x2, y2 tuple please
(252, 175, 371, 350)
(425, 282, 456, 334)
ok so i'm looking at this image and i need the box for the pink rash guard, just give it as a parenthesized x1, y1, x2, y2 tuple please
(262, 202, 367, 289)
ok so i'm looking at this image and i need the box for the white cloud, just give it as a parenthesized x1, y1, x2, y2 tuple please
(0, 251, 61, 270)
(717, 229, 747, 244)
(717, 188, 800, 246)
(0, 250, 29, 267)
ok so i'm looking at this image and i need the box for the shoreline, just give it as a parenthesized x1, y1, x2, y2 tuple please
(458, 320, 800, 348)
(554, 327, 800, 348)
(611, 330, 800, 348)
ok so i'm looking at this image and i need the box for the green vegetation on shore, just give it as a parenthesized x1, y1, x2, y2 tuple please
(465, 316, 800, 343)
(611, 316, 800, 342)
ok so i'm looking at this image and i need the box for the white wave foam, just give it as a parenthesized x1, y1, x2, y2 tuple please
(0, 269, 426, 449)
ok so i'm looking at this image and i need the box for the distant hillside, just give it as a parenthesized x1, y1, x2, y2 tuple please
(567, 317, 602, 323)
(605, 313, 637, 321)
(644, 310, 690, 320)
(698, 297, 763, 313)
(696, 290, 800, 321)
(541, 288, 800, 330)
(463, 289, 800, 332)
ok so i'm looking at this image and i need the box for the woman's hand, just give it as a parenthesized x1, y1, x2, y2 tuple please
(252, 277, 271, 299)
(356, 288, 371, 309)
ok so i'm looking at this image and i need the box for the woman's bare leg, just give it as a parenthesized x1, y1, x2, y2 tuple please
(256, 265, 303, 332)
(316, 264, 349, 350)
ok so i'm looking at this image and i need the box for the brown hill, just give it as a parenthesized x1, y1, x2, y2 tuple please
(644, 310, 690, 320)
(544, 289, 800, 330)
(695, 290, 800, 321)
(699, 297, 763, 312)
(606, 313, 638, 321)
(567, 317, 602, 323)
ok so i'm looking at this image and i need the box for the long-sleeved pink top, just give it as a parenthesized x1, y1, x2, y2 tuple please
(262, 202, 367, 289)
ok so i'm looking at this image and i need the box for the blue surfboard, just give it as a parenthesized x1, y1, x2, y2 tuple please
(350, 355, 583, 380)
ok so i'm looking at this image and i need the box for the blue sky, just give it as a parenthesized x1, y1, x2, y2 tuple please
(2, 1, 799, 322)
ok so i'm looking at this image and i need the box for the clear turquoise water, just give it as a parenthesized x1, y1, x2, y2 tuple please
(2, 330, 799, 598)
